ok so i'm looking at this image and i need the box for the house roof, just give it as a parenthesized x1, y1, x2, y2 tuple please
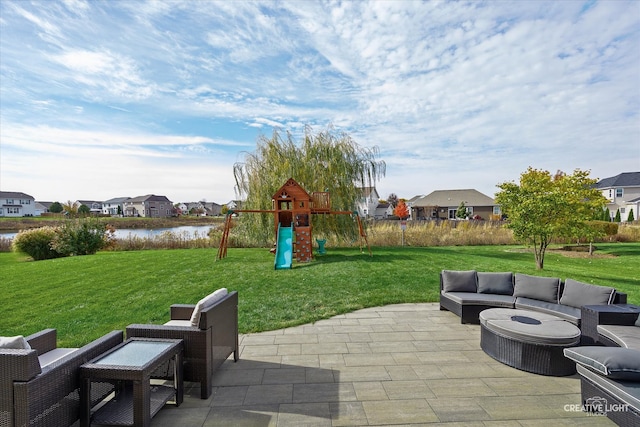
(104, 197, 130, 204)
(126, 194, 172, 203)
(412, 189, 495, 207)
(0, 191, 35, 199)
(596, 172, 640, 188)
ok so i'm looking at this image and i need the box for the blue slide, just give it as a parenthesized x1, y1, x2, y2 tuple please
(274, 223, 293, 270)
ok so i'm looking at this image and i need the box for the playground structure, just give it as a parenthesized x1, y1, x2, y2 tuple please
(217, 178, 370, 268)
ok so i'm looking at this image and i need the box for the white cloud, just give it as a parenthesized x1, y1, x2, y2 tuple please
(1, 0, 638, 203)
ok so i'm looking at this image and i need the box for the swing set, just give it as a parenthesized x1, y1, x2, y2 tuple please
(216, 178, 371, 268)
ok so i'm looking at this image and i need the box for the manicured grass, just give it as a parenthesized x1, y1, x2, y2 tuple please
(2, 243, 639, 347)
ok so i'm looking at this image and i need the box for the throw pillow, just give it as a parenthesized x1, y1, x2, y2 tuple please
(563, 346, 640, 381)
(559, 279, 616, 308)
(190, 288, 229, 327)
(477, 272, 514, 295)
(513, 274, 561, 303)
(0, 335, 31, 349)
(441, 270, 477, 293)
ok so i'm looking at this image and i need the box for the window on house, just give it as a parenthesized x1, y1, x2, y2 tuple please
(621, 208, 626, 214)
(616, 188, 623, 198)
(8, 207, 20, 214)
(7, 199, 14, 205)
(493, 206, 501, 215)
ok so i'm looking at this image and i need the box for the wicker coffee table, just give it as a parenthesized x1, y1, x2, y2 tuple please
(480, 308, 581, 376)
(80, 337, 183, 427)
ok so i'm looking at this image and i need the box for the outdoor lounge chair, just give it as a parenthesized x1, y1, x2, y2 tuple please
(0, 328, 123, 427)
(126, 289, 239, 399)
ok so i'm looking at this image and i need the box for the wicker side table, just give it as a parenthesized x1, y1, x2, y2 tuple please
(580, 304, 640, 345)
(80, 338, 183, 427)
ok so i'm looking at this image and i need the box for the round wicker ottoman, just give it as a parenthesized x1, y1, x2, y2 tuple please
(479, 308, 581, 376)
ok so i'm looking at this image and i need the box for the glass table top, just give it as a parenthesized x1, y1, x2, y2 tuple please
(95, 341, 174, 367)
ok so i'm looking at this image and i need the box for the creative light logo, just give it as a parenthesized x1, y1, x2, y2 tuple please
(564, 396, 630, 416)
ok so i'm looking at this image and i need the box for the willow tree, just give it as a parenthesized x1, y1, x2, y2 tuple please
(233, 127, 385, 245)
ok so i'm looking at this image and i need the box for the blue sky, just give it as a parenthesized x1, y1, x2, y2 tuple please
(1, 0, 639, 204)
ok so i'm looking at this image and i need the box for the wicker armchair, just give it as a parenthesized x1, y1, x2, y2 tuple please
(1, 329, 123, 427)
(126, 290, 239, 399)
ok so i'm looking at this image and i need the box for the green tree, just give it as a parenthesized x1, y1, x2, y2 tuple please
(456, 201, 469, 219)
(628, 209, 635, 222)
(495, 167, 606, 269)
(602, 208, 610, 222)
(614, 209, 621, 222)
(233, 127, 385, 244)
(78, 204, 91, 215)
(49, 201, 63, 213)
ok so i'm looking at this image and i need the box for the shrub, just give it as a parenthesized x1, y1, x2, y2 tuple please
(12, 227, 62, 260)
(50, 218, 109, 256)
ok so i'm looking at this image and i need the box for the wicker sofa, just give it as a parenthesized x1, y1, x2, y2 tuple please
(126, 289, 239, 399)
(439, 270, 627, 325)
(564, 312, 640, 426)
(0, 328, 123, 427)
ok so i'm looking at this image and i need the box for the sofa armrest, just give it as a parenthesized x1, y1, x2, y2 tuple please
(0, 349, 42, 382)
(199, 291, 238, 329)
(26, 328, 57, 355)
(612, 292, 627, 305)
(171, 304, 196, 320)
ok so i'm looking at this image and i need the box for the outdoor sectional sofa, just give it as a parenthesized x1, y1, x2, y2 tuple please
(0, 328, 123, 427)
(564, 310, 640, 426)
(439, 270, 627, 325)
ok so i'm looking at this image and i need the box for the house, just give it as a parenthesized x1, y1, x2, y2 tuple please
(102, 197, 130, 216)
(35, 201, 52, 216)
(123, 194, 175, 218)
(411, 189, 497, 220)
(0, 191, 36, 217)
(374, 202, 393, 219)
(226, 200, 243, 212)
(75, 200, 103, 214)
(406, 195, 424, 220)
(356, 186, 380, 218)
(595, 172, 640, 222)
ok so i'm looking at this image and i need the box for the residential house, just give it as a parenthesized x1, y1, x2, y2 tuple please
(226, 200, 243, 212)
(411, 189, 497, 220)
(123, 194, 175, 218)
(374, 202, 393, 219)
(35, 201, 52, 216)
(76, 200, 103, 214)
(356, 186, 380, 218)
(595, 172, 640, 222)
(0, 191, 36, 217)
(102, 197, 130, 216)
(406, 195, 424, 220)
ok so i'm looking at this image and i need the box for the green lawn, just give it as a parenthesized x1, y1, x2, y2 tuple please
(2, 243, 639, 347)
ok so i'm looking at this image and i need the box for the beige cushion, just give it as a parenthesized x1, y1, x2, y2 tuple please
(0, 335, 31, 349)
(190, 288, 228, 327)
(164, 320, 192, 327)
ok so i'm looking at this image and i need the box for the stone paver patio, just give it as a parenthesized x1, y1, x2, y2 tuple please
(150, 303, 614, 426)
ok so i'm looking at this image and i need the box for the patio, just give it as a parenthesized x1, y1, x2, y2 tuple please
(149, 303, 613, 426)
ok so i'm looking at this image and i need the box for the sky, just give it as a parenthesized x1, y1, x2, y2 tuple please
(1, 0, 639, 205)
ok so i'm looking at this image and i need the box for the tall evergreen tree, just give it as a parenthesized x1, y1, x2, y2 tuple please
(614, 209, 621, 222)
(627, 209, 635, 222)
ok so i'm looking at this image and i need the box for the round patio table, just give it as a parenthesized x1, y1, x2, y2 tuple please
(479, 308, 581, 376)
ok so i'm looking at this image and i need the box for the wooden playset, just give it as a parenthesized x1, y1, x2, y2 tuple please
(217, 178, 370, 267)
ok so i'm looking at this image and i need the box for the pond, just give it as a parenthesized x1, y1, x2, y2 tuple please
(0, 225, 217, 240)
